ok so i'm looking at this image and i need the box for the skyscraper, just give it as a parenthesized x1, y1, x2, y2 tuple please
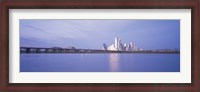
(114, 37, 118, 50)
(130, 42, 133, 51)
(123, 43, 127, 51)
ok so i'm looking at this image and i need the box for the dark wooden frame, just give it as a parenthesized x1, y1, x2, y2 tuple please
(0, 0, 199, 92)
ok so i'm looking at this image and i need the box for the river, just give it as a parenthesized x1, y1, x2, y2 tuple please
(20, 53, 180, 72)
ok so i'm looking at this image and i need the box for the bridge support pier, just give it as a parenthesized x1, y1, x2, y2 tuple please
(26, 48, 31, 53)
(36, 49, 40, 53)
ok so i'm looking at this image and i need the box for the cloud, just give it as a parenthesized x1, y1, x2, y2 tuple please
(20, 19, 180, 49)
(23, 25, 47, 33)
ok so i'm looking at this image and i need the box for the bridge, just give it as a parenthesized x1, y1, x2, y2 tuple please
(20, 47, 180, 54)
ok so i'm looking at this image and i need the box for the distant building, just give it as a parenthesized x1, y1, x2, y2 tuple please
(114, 37, 119, 50)
(123, 43, 127, 51)
(103, 43, 108, 50)
(127, 44, 131, 51)
(52, 47, 62, 49)
(65, 46, 76, 50)
(119, 42, 123, 51)
(108, 44, 117, 51)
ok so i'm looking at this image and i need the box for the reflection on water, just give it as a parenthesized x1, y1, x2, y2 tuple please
(80, 54, 87, 61)
(20, 54, 180, 72)
(109, 54, 120, 72)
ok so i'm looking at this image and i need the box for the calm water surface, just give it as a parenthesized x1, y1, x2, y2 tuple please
(20, 54, 180, 72)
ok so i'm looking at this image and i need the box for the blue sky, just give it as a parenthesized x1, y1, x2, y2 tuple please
(20, 20, 180, 50)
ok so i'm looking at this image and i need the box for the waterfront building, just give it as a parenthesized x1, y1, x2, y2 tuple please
(108, 44, 118, 51)
(127, 44, 131, 51)
(129, 42, 133, 51)
(119, 42, 123, 51)
(118, 39, 121, 50)
(123, 43, 127, 51)
(114, 37, 119, 50)
(103, 43, 108, 50)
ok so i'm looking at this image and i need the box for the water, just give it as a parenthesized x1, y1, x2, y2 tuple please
(20, 54, 180, 72)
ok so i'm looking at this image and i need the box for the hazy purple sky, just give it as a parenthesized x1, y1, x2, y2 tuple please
(20, 20, 180, 50)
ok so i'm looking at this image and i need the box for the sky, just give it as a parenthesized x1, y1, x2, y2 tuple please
(20, 20, 180, 50)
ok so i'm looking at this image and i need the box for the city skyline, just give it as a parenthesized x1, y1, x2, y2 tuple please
(104, 37, 142, 51)
(20, 20, 180, 50)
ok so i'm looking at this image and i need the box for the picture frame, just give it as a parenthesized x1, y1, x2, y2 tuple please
(0, 0, 199, 92)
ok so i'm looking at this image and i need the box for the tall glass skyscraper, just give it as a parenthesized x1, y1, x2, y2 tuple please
(114, 37, 119, 50)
